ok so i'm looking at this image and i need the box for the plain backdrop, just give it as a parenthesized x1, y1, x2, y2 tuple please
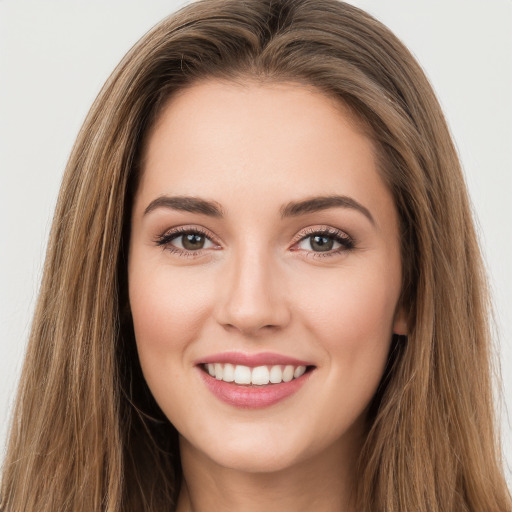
(1, 0, 511, 482)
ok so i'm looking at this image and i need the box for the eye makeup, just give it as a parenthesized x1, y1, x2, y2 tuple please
(154, 224, 355, 259)
(154, 226, 220, 258)
(290, 226, 355, 258)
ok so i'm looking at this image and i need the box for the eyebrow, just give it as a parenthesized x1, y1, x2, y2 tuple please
(143, 194, 374, 225)
(144, 196, 224, 217)
(280, 195, 375, 225)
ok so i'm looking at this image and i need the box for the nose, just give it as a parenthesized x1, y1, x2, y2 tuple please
(214, 245, 291, 336)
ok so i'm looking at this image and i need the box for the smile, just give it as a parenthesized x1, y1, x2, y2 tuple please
(196, 352, 316, 409)
(203, 363, 307, 385)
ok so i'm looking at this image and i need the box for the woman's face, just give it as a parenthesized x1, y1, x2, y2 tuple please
(128, 80, 405, 473)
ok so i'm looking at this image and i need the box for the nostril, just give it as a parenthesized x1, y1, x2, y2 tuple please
(221, 321, 282, 336)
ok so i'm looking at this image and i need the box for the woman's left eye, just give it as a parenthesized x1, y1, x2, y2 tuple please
(295, 230, 354, 254)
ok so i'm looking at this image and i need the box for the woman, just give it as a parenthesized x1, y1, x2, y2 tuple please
(1, 0, 510, 510)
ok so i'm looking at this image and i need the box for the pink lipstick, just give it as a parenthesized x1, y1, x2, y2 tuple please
(195, 351, 315, 409)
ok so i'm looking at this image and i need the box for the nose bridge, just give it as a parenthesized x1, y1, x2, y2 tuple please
(217, 238, 289, 335)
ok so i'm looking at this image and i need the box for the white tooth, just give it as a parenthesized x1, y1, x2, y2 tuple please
(234, 365, 251, 384)
(214, 363, 223, 380)
(251, 366, 270, 385)
(222, 363, 235, 382)
(269, 365, 283, 383)
(282, 365, 294, 382)
(207, 363, 215, 377)
(293, 365, 306, 378)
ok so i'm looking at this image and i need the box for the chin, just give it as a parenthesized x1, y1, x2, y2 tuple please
(180, 424, 316, 474)
(208, 445, 303, 474)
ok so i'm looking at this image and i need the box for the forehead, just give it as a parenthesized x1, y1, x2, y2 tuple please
(142, 79, 371, 161)
(135, 80, 395, 230)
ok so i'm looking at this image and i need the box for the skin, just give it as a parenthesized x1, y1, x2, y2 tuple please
(128, 80, 407, 512)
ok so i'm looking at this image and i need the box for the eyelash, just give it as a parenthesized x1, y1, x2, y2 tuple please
(155, 226, 355, 259)
(291, 226, 355, 258)
(155, 226, 217, 258)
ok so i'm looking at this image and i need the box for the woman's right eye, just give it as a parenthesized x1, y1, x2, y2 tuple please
(156, 229, 217, 253)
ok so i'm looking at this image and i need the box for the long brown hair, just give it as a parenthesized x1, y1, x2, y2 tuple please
(1, 1, 510, 510)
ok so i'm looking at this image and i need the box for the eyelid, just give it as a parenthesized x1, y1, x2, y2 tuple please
(289, 225, 355, 256)
(155, 225, 222, 251)
(154, 224, 354, 257)
(290, 225, 353, 245)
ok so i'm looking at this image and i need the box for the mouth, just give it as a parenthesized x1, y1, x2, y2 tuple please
(195, 352, 316, 409)
(200, 362, 315, 386)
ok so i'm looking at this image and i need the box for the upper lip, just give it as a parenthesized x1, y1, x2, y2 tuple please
(195, 351, 314, 367)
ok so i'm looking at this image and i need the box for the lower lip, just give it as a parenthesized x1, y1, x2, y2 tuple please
(197, 367, 313, 409)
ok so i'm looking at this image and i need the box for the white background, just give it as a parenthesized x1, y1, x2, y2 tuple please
(1, 0, 511, 482)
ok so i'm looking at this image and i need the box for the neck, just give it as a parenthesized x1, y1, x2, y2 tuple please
(175, 430, 362, 512)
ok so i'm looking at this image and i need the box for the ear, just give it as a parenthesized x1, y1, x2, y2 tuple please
(392, 306, 408, 336)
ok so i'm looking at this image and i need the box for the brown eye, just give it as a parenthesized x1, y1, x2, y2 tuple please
(157, 229, 216, 252)
(295, 229, 354, 255)
(309, 235, 334, 252)
(182, 233, 207, 250)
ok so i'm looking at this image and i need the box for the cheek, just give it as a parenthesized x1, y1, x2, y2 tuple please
(293, 260, 400, 385)
(300, 263, 398, 332)
(128, 258, 215, 371)
(294, 270, 398, 437)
